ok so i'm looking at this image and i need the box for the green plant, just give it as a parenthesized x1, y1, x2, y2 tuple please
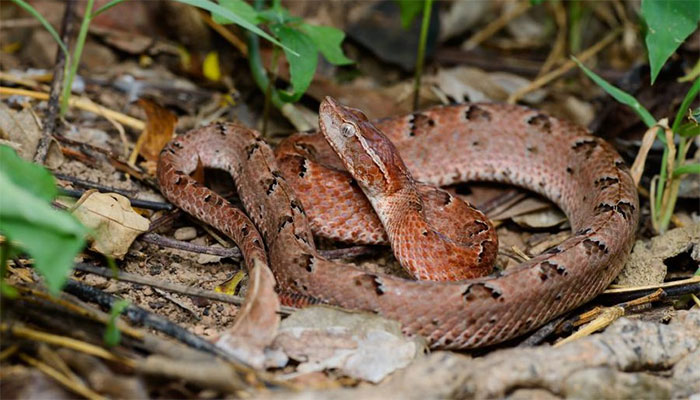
(395, 0, 433, 110)
(11, 0, 295, 117)
(103, 299, 130, 347)
(572, 0, 700, 234)
(0, 146, 88, 296)
(215, 0, 352, 130)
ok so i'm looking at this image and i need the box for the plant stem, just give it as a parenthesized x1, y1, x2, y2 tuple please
(412, 0, 433, 111)
(60, 0, 94, 116)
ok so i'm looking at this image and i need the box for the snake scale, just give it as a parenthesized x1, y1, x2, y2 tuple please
(158, 97, 639, 349)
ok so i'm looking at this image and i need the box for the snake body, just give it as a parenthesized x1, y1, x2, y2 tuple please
(158, 99, 638, 349)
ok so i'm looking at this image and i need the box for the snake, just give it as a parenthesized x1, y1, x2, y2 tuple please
(157, 97, 639, 349)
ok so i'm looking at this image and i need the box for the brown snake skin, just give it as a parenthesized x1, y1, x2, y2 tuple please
(158, 98, 639, 349)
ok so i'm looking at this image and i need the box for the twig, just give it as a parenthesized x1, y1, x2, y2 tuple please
(0, 87, 145, 130)
(62, 279, 248, 364)
(2, 323, 134, 368)
(463, 0, 531, 51)
(507, 28, 622, 104)
(601, 276, 700, 303)
(72, 263, 296, 315)
(553, 306, 625, 347)
(34, 0, 75, 164)
(55, 172, 136, 197)
(153, 288, 201, 321)
(19, 353, 106, 400)
(58, 187, 173, 211)
(477, 188, 525, 216)
(518, 314, 568, 347)
(12, 284, 144, 340)
(141, 232, 241, 259)
(537, 0, 567, 77)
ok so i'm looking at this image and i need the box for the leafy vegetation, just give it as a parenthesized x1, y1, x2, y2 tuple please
(215, 0, 352, 119)
(10, 0, 300, 117)
(641, 0, 700, 84)
(574, 0, 700, 233)
(0, 146, 88, 295)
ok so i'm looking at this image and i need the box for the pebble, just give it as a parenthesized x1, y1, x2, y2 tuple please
(174, 226, 197, 241)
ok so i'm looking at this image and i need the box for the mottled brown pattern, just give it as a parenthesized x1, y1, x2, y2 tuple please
(158, 100, 638, 349)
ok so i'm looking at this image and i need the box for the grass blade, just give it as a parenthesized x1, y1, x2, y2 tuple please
(671, 77, 700, 133)
(572, 56, 657, 128)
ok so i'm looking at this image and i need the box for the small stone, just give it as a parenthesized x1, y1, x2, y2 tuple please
(174, 227, 197, 241)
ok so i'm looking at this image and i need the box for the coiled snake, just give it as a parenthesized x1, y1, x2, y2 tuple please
(158, 97, 638, 349)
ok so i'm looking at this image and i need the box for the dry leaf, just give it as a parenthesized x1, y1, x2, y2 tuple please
(132, 98, 176, 162)
(71, 192, 149, 259)
(215, 259, 280, 369)
(511, 208, 567, 229)
(272, 306, 425, 383)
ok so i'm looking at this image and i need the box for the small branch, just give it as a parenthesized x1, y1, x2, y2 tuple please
(58, 188, 173, 211)
(463, 0, 531, 51)
(55, 172, 136, 197)
(140, 233, 241, 259)
(34, 0, 75, 164)
(0, 87, 145, 130)
(507, 28, 622, 104)
(62, 279, 249, 364)
(72, 263, 296, 315)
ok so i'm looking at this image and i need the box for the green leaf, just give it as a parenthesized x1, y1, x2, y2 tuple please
(395, 0, 424, 29)
(172, 0, 296, 55)
(0, 146, 57, 202)
(642, 0, 700, 84)
(572, 57, 657, 128)
(299, 24, 353, 66)
(212, 0, 260, 26)
(104, 299, 129, 347)
(10, 0, 69, 57)
(0, 146, 87, 294)
(671, 77, 700, 132)
(273, 25, 318, 103)
(673, 163, 700, 177)
(678, 122, 700, 137)
(531, 0, 547, 4)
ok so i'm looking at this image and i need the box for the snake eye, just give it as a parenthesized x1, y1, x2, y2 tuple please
(340, 123, 356, 138)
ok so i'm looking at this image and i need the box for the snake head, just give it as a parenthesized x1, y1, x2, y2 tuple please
(319, 97, 411, 197)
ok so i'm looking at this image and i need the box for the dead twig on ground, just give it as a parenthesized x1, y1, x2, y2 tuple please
(507, 28, 622, 104)
(34, 0, 75, 164)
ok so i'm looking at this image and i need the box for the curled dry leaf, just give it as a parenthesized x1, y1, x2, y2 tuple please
(272, 306, 425, 383)
(71, 191, 149, 259)
(215, 259, 280, 369)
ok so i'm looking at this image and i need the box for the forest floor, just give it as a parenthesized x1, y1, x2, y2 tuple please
(1, 1, 698, 399)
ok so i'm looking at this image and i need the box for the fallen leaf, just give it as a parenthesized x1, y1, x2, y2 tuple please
(272, 306, 425, 383)
(512, 208, 568, 229)
(215, 259, 280, 369)
(0, 103, 42, 160)
(131, 98, 176, 163)
(71, 191, 149, 259)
